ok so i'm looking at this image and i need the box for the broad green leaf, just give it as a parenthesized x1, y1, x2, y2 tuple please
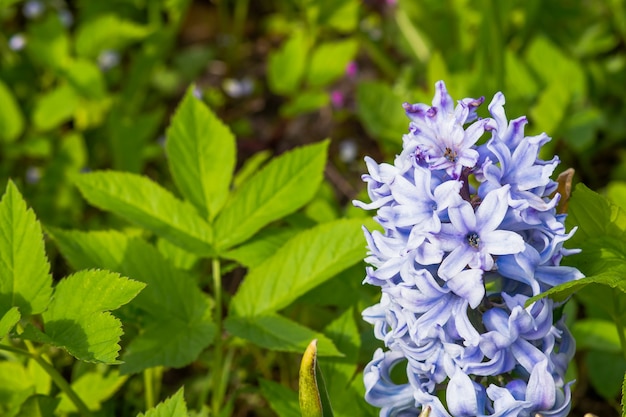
(48, 229, 216, 374)
(39, 270, 144, 363)
(0, 307, 20, 338)
(0, 79, 25, 142)
(306, 40, 358, 88)
(224, 314, 341, 357)
(75, 14, 150, 58)
(137, 388, 188, 417)
(356, 81, 407, 149)
(26, 14, 69, 69)
(0, 181, 53, 317)
(280, 91, 330, 118)
(572, 318, 622, 353)
(587, 351, 626, 400)
(32, 84, 79, 131)
(15, 395, 59, 417)
(268, 29, 309, 95)
(75, 171, 214, 256)
(529, 81, 570, 136)
(166, 87, 236, 220)
(215, 140, 328, 250)
(0, 362, 35, 416)
(222, 227, 299, 268)
(259, 379, 300, 417)
(57, 370, 127, 412)
(231, 218, 368, 316)
(299, 340, 333, 417)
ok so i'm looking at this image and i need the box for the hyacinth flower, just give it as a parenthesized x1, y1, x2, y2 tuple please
(355, 81, 583, 417)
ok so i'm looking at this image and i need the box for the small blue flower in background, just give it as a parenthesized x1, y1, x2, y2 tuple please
(356, 81, 583, 417)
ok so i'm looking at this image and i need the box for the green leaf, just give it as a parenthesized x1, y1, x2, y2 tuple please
(280, 91, 330, 118)
(0, 362, 35, 416)
(0, 181, 53, 317)
(527, 267, 626, 305)
(259, 379, 300, 417)
(587, 351, 626, 400)
(57, 370, 127, 412)
(16, 395, 59, 417)
(320, 309, 359, 392)
(75, 171, 214, 256)
(59, 59, 107, 99)
(622, 371, 626, 417)
(157, 238, 199, 270)
(166, 86, 236, 220)
(32, 84, 79, 131)
(26, 15, 70, 69)
(231, 218, 367, 316)
(356, 81, 407, 149)
(0, 307, 20, 338)
(137, 388, 188, 417)
(224, 314, 341, 356)
(222, 227, 299, 268)
(299, 340, 334, 417)
(0, 79, 25, 143)
(306, 40, 358, 88)
(48, 229, 216, 374)
(215, 140, 328, 250)
(268, 29, 309, 95)
(232, 150, 272, 190)
(315, 0, 358, 32)
(38, 270, 145, 363)
(571, 318, 622, 353)
(75, 14, 150, 58)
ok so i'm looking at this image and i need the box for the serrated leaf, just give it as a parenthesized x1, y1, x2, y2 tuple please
(166, 86, 236, 220)
(224, 314, 341, 357)
(40, 269, 145, 363)
(268, 29, 309, 95)
(0, 181, 53, 317)
(259, 379, 300, 417)
(231, 218, 367, 316)
(137, 388, 188, 417)
(306, 40, 358, 88)
(48, 229, 216, 373)
(528, 267, 626, 305)
(215, 141, 328, 250)
(0, 307, 20, 338)
(57, 370, 127, 412)
(232, 150, 272, 190)
(0, 79, 25, 143)
(75, 14, 150, 58)
(75, 171, 214, 256)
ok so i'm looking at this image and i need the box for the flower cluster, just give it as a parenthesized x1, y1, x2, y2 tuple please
(355, 81, 583, 417)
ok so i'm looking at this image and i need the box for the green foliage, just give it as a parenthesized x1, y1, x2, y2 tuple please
(137, 388, 188, 417)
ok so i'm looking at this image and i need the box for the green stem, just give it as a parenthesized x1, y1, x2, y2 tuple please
(395, 8, 430, 64)
(211, 257, 224, 415)
(144, 368, 155, 410)
(0, 344, 93, 417)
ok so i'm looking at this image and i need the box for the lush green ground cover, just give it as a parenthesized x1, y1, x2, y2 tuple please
(1, 1, 626, 416)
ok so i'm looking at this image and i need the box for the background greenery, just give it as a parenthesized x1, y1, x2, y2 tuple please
(1, 0, 626, 416)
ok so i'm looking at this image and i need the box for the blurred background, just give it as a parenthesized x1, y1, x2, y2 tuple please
(1, 0, 626, 415)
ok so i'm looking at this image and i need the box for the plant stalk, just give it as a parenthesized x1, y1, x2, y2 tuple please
(211, 257, 225, 415)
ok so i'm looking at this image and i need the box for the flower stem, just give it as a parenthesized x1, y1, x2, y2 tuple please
(211, 257, 224, 416)
(0, 344, 93, 417)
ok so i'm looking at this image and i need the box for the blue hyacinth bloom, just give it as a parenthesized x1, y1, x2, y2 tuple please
(356, 81, 582, 417)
